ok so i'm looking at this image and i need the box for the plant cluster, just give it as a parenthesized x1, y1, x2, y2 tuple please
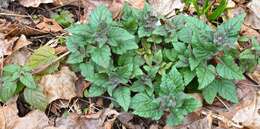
(0, 46, 58, 110)
(52, 10, 74, 28)
(65, 4, 260, 125)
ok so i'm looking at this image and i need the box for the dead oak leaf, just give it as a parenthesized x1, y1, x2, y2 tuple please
(148, 0, 185, 18)
(231, 91, 260, 129)
(54, 108, 119, 129)
(13, 35, 32, 51)
(0, 33, 19, 57)
(0, 19, 47, 37)
(39, 67, 77, 103)
(36, 17, 63, 33)
(245, 0, 260, 30)
(241, 25, 260, 42)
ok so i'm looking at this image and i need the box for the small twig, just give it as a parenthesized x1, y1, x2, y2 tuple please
(0, 13, 30, 18)
(50, 0, 79, 11)
(216, 96, 230, 111)
(32, 51, 70, 74)
(201, 110, 243, 128)
(237, 82, 260, 87)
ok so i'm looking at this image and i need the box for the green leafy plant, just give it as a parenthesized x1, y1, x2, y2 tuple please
(184, 0, 227, 21)
(0, 64, 48, 110)
(0, 46, 58, 110)
(66, 4, 259, 126)
(52, 10, 74, 28)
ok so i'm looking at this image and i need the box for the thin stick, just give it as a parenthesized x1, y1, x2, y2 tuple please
(0, 13, 30, 18)
(216, 96, 230, 111)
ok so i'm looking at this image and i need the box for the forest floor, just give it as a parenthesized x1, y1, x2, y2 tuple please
(0, 0, 260, 129)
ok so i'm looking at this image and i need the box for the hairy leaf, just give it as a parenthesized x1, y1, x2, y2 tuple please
(216, 55, 244, 80)
(113, 87, 131, 111)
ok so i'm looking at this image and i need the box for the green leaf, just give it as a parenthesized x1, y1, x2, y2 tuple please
(3, 64, 20, 73)
(180, 68, 195, 85)
(216, 55, 244, 80)
(116, 64, 133, 81)
(52, 10, 74, 28)
(89, 5, 113, 28)
(188, 56, 201, 71)
(19, 72, 37, 89)
(67, 50, 84, 64)
(202, 79, 238, 104)
(182, 97, 202, 112)
(109, 27, 135, 42)
(153, 50, 163, 64)
(167, 109, 186, 126)
(23, 88, 48, 111)
(185, 16, 213, 43)
(239, 49, 255, 60)
(192, 42, 217, 59)
(196, 65, 215, 89)
(91, 45, 111, 68)
(0, 81, 17, 102)
(163, 48, 178, 62)
(131, 93, 163, 120)
(79, 63, 94, 81)
(202, 81, 218, 104)
(130, 80, 145, 92)
(177, 27, 192, 43)
(217, 79, 238, 103)
(113, 87, 131, 111)
(214, 13, 246, 47)
(85, 84, 106, 97)
(160, 67, 184, 94)
(26, 46, 59, 74)
(207, 0, 227, 21)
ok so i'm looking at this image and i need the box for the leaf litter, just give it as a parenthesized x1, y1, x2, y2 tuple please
(0, 0, 260, 129)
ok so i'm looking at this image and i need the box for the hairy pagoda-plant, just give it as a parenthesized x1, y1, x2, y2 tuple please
(65, 4, 260, 126)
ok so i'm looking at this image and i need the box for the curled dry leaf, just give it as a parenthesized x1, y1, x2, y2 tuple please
(36, 17, 63, 33)
(241, 25, 260, 42)
(148, 0, 185, 18)
(4, 48, 31, 66)
(0, 19, 47, 37)
(53, 108, 119, 129)
(245, 0, 260, 30)
(19, 0, 53, 7)
(126, 0, 145, 9)
(249, 66, 260, 84)
(0, 97, 50, 129)
(39, 66, 77, 103)
(232, 91, 260, 129)
(13, 35, 32, 51)
(0, 33, 19, 57)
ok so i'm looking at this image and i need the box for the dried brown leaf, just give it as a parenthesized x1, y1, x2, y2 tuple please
(0, 20, 47, 37)
(232, 91, 260, 129)
(0, 33, 18, 57)
(249, 66, 260, 84)
(245, 0, 260, 30)
(13, 35, 32, 51)
(36, 17, 63, 33)
(54, 108, 119, 129)
(148, 0, 184, 18)
(241, 25, 260, 42)
(4, 48, 32, 66)
(39, 67, 77, 103)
